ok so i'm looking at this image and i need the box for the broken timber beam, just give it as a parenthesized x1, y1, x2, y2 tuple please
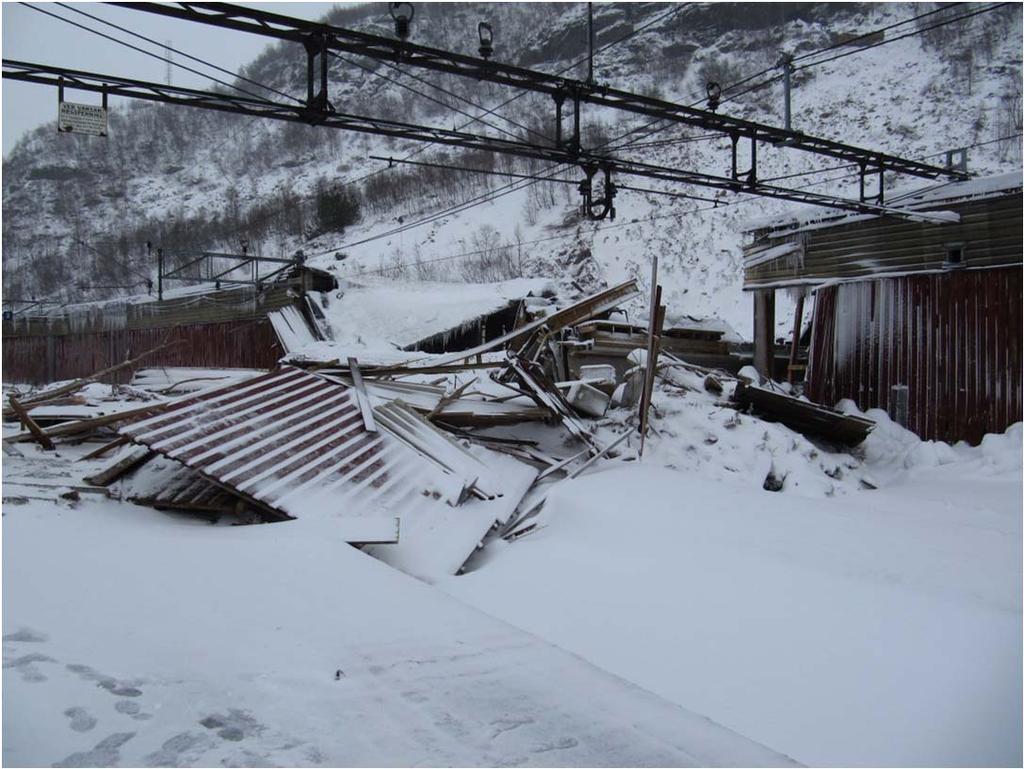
(411, 280, 641, 370)
(6, 339, 179, 413)
(84, 445, 154, 486)
(506, 356, 600, 453)
(7, 395, 55, 451)
(3, 404, 169, 444)
(78, 436, 131, 461)
(638, 290, 666, 457)
(426, 378, 475, 421)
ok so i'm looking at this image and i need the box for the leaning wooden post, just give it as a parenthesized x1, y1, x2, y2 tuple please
(788, 292, 805, 384)
(8, 395, 55, 451)
(638, 255, 660, 457)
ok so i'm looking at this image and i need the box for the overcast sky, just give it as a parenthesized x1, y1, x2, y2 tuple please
(1, 2, 361, 157)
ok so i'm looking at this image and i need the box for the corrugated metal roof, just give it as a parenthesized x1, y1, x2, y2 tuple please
(119, 366, 453, 542)
(743, 191, 1023, 289)
(743, 171, 1022, 234)
(118, 366, 538, 560)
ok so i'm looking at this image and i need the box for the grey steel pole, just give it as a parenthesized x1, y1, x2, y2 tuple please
(779, 52, 795, 132)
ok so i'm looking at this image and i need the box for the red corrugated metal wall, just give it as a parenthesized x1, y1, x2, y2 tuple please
(2, 319, 284, 385)
(808, 267, 1022, 444)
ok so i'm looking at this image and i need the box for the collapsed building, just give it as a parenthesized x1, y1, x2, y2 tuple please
(36, 171, 1024, 570)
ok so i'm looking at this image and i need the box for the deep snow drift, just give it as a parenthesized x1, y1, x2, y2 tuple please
(2, 482, 796, 768)
(445, 417, 1024, 767)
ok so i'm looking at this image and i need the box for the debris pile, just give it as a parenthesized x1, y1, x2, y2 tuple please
(4, 278, 874, 579)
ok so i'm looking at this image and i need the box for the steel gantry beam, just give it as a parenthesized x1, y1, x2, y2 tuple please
(113, 1, 966, 183)
(2, 59, 957, 224)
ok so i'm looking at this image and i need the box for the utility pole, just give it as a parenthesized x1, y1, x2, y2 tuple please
(164, 41, 172, 85)
(778, 51, 795, 132)
(586, 3, 595, 86)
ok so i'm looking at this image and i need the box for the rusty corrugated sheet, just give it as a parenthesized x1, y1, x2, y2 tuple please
(807, 266, 1022, 444)
(2, 319, 284, 385)
(127, 461, 241, 516)
(118, 366, 503, 543)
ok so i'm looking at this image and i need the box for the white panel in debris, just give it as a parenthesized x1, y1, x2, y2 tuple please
(268, 305, 318, 353)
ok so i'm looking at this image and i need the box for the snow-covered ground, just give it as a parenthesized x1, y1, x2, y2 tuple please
(445, 448, 1022, 766)
(3, 467, 796, 768)
(4, 369, 1021, 767)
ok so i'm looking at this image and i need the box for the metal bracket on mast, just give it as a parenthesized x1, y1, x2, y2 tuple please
(578, 164, 616, 221)
(858, 162, 885, 205)
(553, 85, 582, 157)
(730, 132, 757, 188)
(303, 33, 334, 122)
(945, 148, 968, 173)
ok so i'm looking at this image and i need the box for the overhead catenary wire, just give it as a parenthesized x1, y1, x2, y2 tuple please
(328, 2, 692, 192)
(53, 1, 302, 104)
(791, 2, 964, 63)
(369, 58, 546, 142)
(793, 2, 1010, 71)
(302, 4, 696, 254)
(612, 1, 1007, 153)
(320, 44, 807, 256)
(341, 131, 1021, 278)
(760, 133, 1023, 184)
(23, 3, 284, 105)
(331, 52, 531, 142)
(367, 155, 579, 185)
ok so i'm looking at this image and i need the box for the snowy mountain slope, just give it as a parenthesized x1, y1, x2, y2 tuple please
(3, 2, 1021, 340)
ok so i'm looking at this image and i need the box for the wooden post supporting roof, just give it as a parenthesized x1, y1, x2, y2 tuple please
(753, 289, 776, 380)
(788, 293, 805, 384)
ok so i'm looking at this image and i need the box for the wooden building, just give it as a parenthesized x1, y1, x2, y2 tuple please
(742, 172, 1022, 444)
(2, 266, 335, 385)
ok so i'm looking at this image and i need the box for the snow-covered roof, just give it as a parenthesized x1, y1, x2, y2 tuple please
(744, 171, 1023, 235)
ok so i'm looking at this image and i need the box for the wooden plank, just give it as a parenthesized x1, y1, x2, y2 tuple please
(84, 445, 154, 486)
(569, 432, 633, 479)
(426, 378, 475, 421)
(507, 357, 599, 452)
(733, 381, 875, 445)
(410, 279, 641, 369)
(4, 404, 168, 444)
(347, 357, 378, 433)
(7, 395, 55, 451)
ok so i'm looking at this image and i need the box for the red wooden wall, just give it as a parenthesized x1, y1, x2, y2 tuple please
(807, 267, 1022, 445)
(3, 319, 284, 385)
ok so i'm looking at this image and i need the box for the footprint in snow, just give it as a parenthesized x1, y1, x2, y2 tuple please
(142, 732, 217, 767)
(63, 707, 98, 733)
(52, 731, 136, 767)
(115, 699, 153, 721)
(4, 652, 56, 683)
(199, 709, 265, 742)
(65, 663, 143, 697)
(3, 627, 48, 643)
